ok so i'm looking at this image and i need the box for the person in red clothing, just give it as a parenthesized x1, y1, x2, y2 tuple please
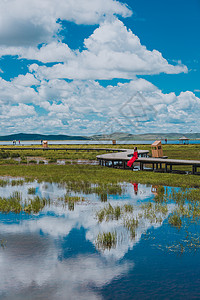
(127, 147, 138, 168)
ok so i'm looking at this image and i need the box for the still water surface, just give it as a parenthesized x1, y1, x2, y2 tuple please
(1, 140, 200, 145)
(0, 179, 200, 299)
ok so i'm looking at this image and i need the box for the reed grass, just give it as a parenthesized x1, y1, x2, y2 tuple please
(96, 231, 117, 250)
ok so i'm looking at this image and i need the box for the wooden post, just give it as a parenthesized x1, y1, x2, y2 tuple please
(192, 165, 196, 174)
(112, 160, 114, 168)
(170, 165, 173, 172)
(123, 161, 126, 169)
(165, 164, 168, 173)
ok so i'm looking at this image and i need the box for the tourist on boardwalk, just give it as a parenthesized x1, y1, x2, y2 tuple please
(127, 147, 138, 167)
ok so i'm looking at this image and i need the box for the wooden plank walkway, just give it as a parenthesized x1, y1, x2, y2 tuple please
(97, 150, 200, 175)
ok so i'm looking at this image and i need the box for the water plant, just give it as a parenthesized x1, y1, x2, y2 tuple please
(0, 191, 22, 213)
(0, 179, 9, 187)
(11, 179, 24, 186)
(28, 160, 37, 164)
(28, 187, 36, 195)
(24, 196, 47, 213)
(168, 212, 182, 228)
(64, 194, 85, 211)
(124, 217, 139, 238)
(96, 231, 117, 250)
(96, 203, 122, 222)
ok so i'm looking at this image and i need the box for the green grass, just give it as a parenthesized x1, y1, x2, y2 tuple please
(0, 164, 199, 188)
(0, 144, 199, 188)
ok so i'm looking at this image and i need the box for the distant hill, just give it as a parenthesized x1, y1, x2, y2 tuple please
(0, 132, 200, 141)
(90, 132, 200, 140)
(0, 133, 90, 141)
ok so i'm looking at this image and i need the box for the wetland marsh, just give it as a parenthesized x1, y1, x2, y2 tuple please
(0, 144, 200, 299)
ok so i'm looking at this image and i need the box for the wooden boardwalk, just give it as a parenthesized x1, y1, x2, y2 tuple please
(97, 150, 200, 175)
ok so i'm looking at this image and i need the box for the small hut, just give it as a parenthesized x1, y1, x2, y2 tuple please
(112, 140, 116, 145)
(43, 140, 48, 148)
(179, 136, 189, 145)
(151, 140, 163, 158)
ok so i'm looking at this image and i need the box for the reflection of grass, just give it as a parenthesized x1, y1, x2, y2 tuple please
(96, 231, 117, 250)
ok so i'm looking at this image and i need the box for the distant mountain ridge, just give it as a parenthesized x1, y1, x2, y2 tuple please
(0, 132, 200, 141)
(91, 132, 200, 140)
(0, 133, 90, 141)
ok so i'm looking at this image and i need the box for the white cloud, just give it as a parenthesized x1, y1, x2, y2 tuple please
(0, 103, 36, 118)
(12, 73, 40, 87)
(0, 77, 39, 104)
(0, 0, 131, 47)
(0, 19, 187, 79)
(0, 75, 199, 135)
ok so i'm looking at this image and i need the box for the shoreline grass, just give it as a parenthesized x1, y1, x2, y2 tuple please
(0, 164, 199, 188)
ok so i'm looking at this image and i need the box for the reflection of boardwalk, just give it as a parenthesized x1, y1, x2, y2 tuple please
(97, 150, 200, 175)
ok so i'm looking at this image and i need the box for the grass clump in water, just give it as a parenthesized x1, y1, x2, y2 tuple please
(29, 160, 37, 164)
(24, 196, 47, 213)
(64, 194, 85, 211)
(0, 191, 22, 213)
(124, 218, 139, 238)
(96, 203, 122, 222)
(96, 231, 117, 250)
(0, 179, 9, 187)
(28, 187, 36, 195)
(168, 212, 182, 228)
(11, 179, 24, 186)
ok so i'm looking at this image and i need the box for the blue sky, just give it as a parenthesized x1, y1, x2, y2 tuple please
(0, 0, 199, 136)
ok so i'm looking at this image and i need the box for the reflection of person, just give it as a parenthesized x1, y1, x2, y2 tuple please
(131, 182, 138, 195)
(127, 147, 138, 168)
(133, 183, 138, 195)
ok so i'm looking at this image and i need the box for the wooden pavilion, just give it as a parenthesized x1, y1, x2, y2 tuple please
(179, 136, 190, 145)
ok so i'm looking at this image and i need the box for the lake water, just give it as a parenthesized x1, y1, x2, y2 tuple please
(0, 139, 200, 145)
(0, 179, 200, 299)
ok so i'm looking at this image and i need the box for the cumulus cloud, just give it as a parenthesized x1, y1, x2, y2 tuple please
(0, 0, 131, 47)
(0, 103, 36, 118)
(0, 75, 199, 135)
(1, 19, 187, 79)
